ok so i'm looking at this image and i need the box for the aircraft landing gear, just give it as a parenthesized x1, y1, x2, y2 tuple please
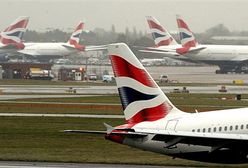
(216, 65, 248, 74)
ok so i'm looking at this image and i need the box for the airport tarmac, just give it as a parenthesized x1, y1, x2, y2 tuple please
(1, 85, 248, 97)
(0, 94, 95, 100)
(66, 65, 248, 83)
(0, 66, 248, 96)
(0, 161, 198, 168)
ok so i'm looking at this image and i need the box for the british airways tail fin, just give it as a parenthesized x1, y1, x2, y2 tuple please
(0, 16, 29, 49)
(146, 16, 178, 47)
(176, 15, 197, 48)
(67, 21, 85, 51)
(108, 43, 184, 125)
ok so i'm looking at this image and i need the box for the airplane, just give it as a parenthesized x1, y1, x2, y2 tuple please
(0, 16, 29, 54)
(18, 21, 104, 61)
(65, 43, 248, 164)
(140, 15, 248, 74)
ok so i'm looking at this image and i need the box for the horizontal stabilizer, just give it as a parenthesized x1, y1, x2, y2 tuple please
(63, 130, 106, 134)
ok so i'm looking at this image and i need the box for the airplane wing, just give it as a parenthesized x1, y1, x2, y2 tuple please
(85, 45, 107, 51)
(136, 46, 206, 55)
(61, 44, 107, 52)
(134, 46, 179, 55)
(187, 46, 207, 53)
(18, 50, 39, 56)
(62, 44, 82, 50)
(64, 125, 248, 150)
(136, 129, 248, 151)
(64, 127, 248, 151)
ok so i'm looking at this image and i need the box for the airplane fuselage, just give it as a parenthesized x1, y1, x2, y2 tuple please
(185, 45, 248, 65)
(111, 108, 248, 163)
(158, 44, 248, 64)
(19, 43, 79, 57)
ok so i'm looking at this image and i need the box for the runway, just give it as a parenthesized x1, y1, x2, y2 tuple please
(74, 65, 248, 83)
(0, 161, 197, 168)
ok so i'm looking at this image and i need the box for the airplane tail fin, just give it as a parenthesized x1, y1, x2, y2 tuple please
(0, 16, 29, 49)
(146, 16, 178, 47)
(108, 43, 183, 125)
(176, 15, 197, 48)
(67, 21, 85, 51)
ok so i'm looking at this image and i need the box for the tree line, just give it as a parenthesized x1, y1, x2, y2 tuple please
(23, 24, 248, 47)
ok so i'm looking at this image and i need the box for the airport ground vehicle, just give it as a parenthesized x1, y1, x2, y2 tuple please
(102, 75, 115, 83)
(88, 74, 97, 81)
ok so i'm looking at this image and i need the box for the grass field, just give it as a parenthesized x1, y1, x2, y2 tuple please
(2, 93, 248, 114)
(0, 116, 246, 167)
(0, 93, 248, 166)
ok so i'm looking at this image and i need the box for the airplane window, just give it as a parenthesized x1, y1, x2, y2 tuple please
(224, 126, 227, 131)
(197, 129, 200, 132)
(230, 126, 233, 131)
(241, 125, 244, 129)
(192, 129, 195, 132)
(203, 128, 206, 132)
(213, 127, 216, 132)
(235, 125, 238, 130)
(219, 127, 222, 132)
(208, 128, 211, 132)
(246, 124, 248, 129)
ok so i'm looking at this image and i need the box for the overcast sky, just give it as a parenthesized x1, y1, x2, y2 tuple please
(1, 0, 248, 33)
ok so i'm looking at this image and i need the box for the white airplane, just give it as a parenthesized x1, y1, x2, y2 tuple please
(65, 43, 248, 164)
(140, 15, 248, 74)
(18, 21, 84, 58)
(18, 22, 103, 60)
(0, 16, 29, 54)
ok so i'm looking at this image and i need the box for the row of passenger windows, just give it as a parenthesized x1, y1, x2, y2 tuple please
(192, 124, 248, 133)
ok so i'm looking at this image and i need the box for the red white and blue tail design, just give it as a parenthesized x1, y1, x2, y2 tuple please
(146, 16, 178, 47)
(68, 21, 85, 51)
(176, 15, 197, 48)
(0, 16, 29, 49)
(108, 43, 183, 125)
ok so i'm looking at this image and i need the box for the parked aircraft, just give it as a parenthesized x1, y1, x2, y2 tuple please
(18, 21, 85, 60)
(65, 43, 248, 164)
(0, 16, 29, 54)
(141, 15, 248, 74)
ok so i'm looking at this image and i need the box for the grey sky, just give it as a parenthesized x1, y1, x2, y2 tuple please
(1, 0, 248, 33)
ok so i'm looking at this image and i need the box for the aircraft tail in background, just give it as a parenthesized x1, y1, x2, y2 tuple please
(67, 21, 85, 51)
(0, 16, 29, 49)
(176, 15, 197, 48)
(146, 16, 178, 47)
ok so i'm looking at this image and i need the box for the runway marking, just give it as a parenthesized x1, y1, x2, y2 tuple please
(0, 113, 124, 118)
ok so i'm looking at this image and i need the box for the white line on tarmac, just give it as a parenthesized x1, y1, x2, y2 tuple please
(0, 113, 124, 118)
